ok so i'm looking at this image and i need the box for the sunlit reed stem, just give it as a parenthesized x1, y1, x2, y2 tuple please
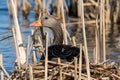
(60, 0, 68, 44)
(81, 0, 91, 79)
(29, 65, 33, 80)
(12, 27, 20, 69)
(78, 44, 82, 80)
(102, 0, 106, 65)
(45, 32, 48, 80)
(11, 0, 26, 65)
(0, 54, 4, 80)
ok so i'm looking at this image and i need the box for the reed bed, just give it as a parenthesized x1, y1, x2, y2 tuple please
(0, 0, 120, 80)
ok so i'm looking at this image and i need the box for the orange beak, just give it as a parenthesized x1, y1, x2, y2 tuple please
(29, 19, 43, 27)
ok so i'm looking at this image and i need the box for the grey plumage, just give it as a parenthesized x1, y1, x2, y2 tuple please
(41, 15, 63, 45)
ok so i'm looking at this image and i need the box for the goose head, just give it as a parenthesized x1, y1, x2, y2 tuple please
(30, 15, 63, 45)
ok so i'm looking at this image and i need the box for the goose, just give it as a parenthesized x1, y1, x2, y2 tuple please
(30, 15, 85, 62)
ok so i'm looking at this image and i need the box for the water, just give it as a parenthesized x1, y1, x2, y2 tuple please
(0, 0, 14, 73)
(0, 0, 33, 73)
(0, 0, 120, 73)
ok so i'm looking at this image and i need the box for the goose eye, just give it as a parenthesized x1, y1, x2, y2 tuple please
(45, 17, 48, 19)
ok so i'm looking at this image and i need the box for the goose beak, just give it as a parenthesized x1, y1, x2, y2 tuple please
(29, 19, 43, 27)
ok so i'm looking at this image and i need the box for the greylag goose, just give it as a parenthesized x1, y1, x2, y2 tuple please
(30, 15, 85, 62)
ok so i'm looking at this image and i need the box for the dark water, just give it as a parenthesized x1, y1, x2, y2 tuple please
(0, 0, 120, 73)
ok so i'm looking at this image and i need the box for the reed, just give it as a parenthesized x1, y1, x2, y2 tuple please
(29, 65, 33, 80)
(0, 54, 10, 78)
(12, 27, 20, 68)
(31, 30, 38, 64)
(102, 0, 106, 65)
(78, 44, 82, 80)
(45, 32, 48, 80)
(106, 0, 110, 24)
(58, 58, 62, 80)
(0, 54, 4, 80)
(95, 13, 100, 64)
(80, 0, 91, 79)
(11, 0, 26, 65)
(60, 0, 68, 44)
(74, 57, 77, 80)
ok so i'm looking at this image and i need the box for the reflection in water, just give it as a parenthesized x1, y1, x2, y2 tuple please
(107, 24, 120, 50)
(69, 23, 120, 63)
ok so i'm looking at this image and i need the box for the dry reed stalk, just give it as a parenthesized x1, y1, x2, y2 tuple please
(0, 66, 10, 79)
(0, 71, 4, 80)
(58, 58, 62, 80)
(102, 0, 106, 65)
(31, 30, 38, 64)
(74, 57, 77, 80)
(7, 0, 13, 19)
(32, 48, 38, 64)
(11, 0, 26, 65)
(78, 44, 82, 80)
(0, 54, 4, 80)
(95, 14, 100, 64)
(60, 0, 68, 44)
(55, 0, 61, 19)
(93, 48, 96, 63)
(77, 0, 82, 40)
(67, 31, 72, 42)
(83, 46, 91, 80)
(12, 27, 20, 68)
(29, 65, 33, 80)
(81, 0, 91, 79)
(113, 0, 120, 23)
(45, 32, 48, 80)
(72, 36, 76, 46)
(43, 0, 46, 13)
(100, 0, 103, 61)
(36, 29, 44, 57)
(48, 0, 51, 4)
(34, 0, 42, 19)
(83, 3, 98, 6)
(47, 60, 77, 69)
(67, 20, 96, 25)
(63, 0, 68, 13)
(0, 54, 10, 78)
(22, 0, 31, 20)
(111, 74, 120, 79)
(89, 0, 98, 7)
(95, 0, 101, 64)
(106, 0, 110, 24)
(78, 0, 81, 17)
(27, 36, 30, 64)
